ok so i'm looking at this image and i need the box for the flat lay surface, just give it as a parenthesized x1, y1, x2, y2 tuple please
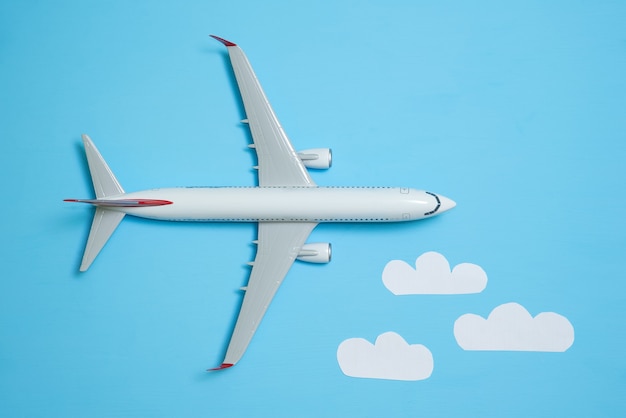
(1, 1, 625, 417)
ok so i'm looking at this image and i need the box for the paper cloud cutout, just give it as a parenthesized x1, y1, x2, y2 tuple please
(454, 302, 574, 352)
(337, 331, 433, 381)
(382, 251, 487, 295)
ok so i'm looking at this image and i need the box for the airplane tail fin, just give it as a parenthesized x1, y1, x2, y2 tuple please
(67, 135, 126, 271)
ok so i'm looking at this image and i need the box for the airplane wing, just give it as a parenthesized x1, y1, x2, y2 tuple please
(208, 36, 319, 368)
(211, 35, 315, 187)
(214, 221, 318, 369)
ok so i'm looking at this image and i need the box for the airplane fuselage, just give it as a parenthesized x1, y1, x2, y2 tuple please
(114, 187, 452, 222)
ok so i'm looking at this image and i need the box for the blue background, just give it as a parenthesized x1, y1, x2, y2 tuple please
(1, 1, 625, 416)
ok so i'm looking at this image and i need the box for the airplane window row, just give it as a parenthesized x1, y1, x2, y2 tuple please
(167, 218, 393, 222)
(181, 186, 395, 189)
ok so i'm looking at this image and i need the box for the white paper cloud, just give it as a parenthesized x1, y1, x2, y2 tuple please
(382, 251, 487, 295)
(337, 331, 433, 381)
(454, 302, 574, 352)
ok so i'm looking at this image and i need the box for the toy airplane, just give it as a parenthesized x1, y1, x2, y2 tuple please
(65, 35, 456, 370)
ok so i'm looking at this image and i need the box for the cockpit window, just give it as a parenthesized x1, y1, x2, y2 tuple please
(424, 191, 441, 216)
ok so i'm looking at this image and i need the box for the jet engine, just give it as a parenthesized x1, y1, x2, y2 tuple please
(298, 148, 332, 169)
(297, 243, 332, 263)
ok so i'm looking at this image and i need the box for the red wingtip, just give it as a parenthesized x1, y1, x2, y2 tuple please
(207, 363, 234, 371)
(210, 35, 237, 47)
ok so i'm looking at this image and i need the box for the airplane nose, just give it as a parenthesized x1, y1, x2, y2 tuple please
(438, 195, 456, 213)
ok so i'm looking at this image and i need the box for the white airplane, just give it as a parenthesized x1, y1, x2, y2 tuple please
(65, 35, 456, 370)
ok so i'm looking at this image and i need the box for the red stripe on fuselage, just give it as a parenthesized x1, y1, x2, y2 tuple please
(63, 199, 173, 207)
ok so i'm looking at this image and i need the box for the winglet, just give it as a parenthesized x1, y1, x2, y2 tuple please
(207, 363, 234, 372)
(210, 35, 237, 47)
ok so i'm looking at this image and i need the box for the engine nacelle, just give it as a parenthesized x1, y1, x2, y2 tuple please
(297, 243, 332, 264)
(298, 148, 332, 169)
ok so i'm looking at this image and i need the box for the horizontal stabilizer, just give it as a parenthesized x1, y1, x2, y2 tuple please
(69, 135, 130, 271)
(82, 134, 124, 199)
(80, 207, 125, 271)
